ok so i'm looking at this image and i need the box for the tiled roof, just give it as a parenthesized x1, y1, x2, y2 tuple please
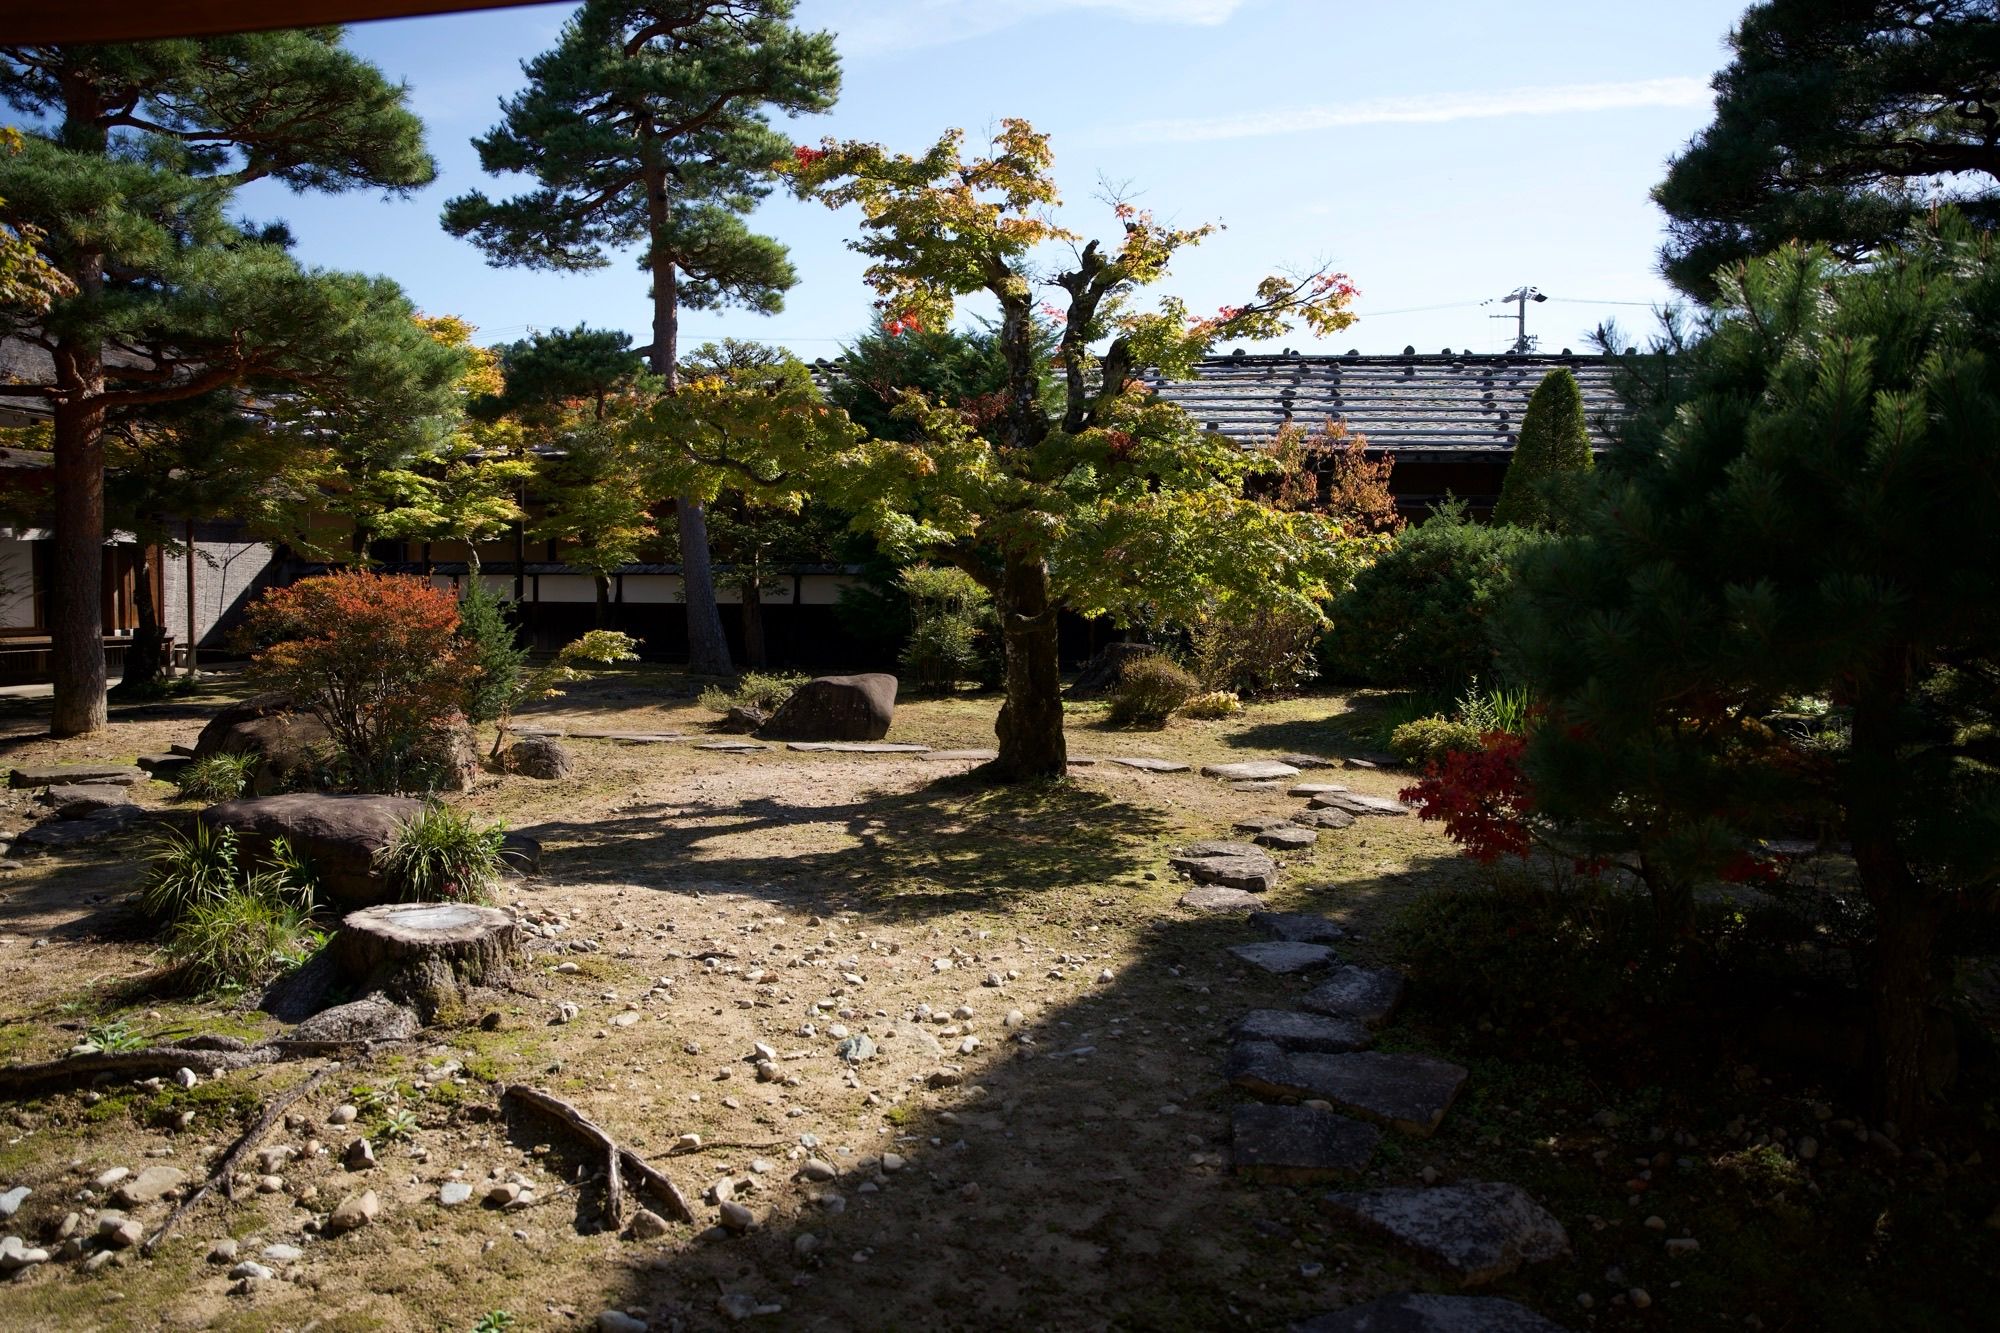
(1143, 351, 1623, 458)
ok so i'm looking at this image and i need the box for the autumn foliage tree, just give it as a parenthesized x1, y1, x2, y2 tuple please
(239, 571, 474, 794)
(785, 121, 1364, 779)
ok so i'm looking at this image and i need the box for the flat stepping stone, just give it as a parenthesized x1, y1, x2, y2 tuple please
(1301, 966, 1406, 1028)
(1107, 756, 1189, 772)
(16, 805, 151, 848)
(1065, 755, 1099, 766)
(168, 742, 199, 758)
(1226, 1040, 1300, 1100)
(1312, 792, 1410, 817)
(786, 742, 931, 754)
(602, 732, 689, 743)
(1291, 807, 1357, 831)
(1250, 911, 1345, 944)
(1231, 1104, 1380, 1183)
(1169, 847, 1278, 893)
(1342, 756, 1383, 770)
(507, 725, 565, 737)
(924, 749, 997, 762)
(1179, 840, 1263, 859)
(1179, 885, 1263, 912)
(1287, 782, 1349, 797)
(1232, 815, 1295, 834)
(1234, 1009, 1370, 1052)
(1278, 753, 1341, 769)
(1200, 760, 1300, 782)
(1272, 1051, 1468, 1136)
(136, 753, 191, 779)
(1321, 1184, 1570, 1287)
(41, 785, 132, 819)
(9, 764, 147, 788)
(694, 741, 765, 751)
(1292, 1294, 1571, 1332)
(1254, 825, 1318, 851)
(1228, 941, 1336, 975)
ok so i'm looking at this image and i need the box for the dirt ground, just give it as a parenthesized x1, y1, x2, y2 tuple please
(0, 669, 1989, 1332)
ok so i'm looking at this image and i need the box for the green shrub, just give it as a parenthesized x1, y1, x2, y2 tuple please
(897, 564, 994, 691)
(1455, 678, 1534, 735)
(1322, 503, 1546, 693)
(456, 580, 528, 725)
(699, 671, 807, 716)
(175, 752, 257, 803)
(377, 803, 506, 902)
(1108, 656, 1199, 725)
(1389, 715, 1484, 766)
(163, 887, 321, 993)
(1188, 600, 1323, 696)
(1180, 689, 1243, 719)
(138, 822, 242, 922)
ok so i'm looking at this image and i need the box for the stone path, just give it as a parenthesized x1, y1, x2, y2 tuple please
(1292, 1294, 1570, 1332)
(1323, 1184, 1570, 1287)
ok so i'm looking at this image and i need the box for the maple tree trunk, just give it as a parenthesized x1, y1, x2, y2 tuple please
(49, 341, 108, 738)
(990, 550, 1066, 782)
(741, 574, 766, 670)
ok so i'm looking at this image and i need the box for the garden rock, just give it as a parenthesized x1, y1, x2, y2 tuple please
(1254, 825, 1319, 851)
(1178, 885, 1264, 913)
(7, 763, 147, 788)
(1107, 756, 1190, 773)
(192, 695, 331, 796)
(1250, 911, 1346, 944)
(1302, 966, 1407, 1028)
(504, 735, 575, 781)
(1291, 807, 1358, 830)
(1288, 782, 1349, 797)
(324, 1189, 380, 1235)
(1232, 815, 1294, 834)
(1200, 760, 1301, 782)
(137, 753, 192, 781)
(1229, 941, 1336, 974)
(1230, 1104, 1380, 1183)
(203, 793, 425, 908)
(40, 784, 131, 819)
(720, 705, 767, 734)
(1277, 753, 1342, 769)
(1291, 1293, 1571, 1332)
(288, 993, 421, 1047)
(1313, 792, 1410, 818)
(1066, 641, 1161, 697)
(499, 831, 541, 876)
(1262, 1052, 1469, 1137)
(114, 1166, 185, 1206)
(758, 673, 897, 742)
(422, 725, 481, 793)
(1234, 1009, 1371, 1053)
(1169, 845, 1278, 893)
(15, 805, 150, 848)
(1321, 1184, 1569, 1286)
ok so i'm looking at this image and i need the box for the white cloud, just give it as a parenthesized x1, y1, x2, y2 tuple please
(825, 0, 1250, 56)
(1110, 76, 1714, 143)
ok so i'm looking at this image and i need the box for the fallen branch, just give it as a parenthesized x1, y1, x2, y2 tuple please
(499, 1083, 695, 1226)
(142, 1063, 340, 1256)
(0, 1043, 280, 1096)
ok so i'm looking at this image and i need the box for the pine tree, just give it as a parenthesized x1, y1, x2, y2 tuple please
(1499, 215, 2000, 1125)
(1491, 367, 1593, 529)
(1656, 1, 2000, 299)
(0, 34, 442, 735)
(442, 0, 840, 677)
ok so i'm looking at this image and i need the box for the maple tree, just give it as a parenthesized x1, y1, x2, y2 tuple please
(785, 120, 1365, 780)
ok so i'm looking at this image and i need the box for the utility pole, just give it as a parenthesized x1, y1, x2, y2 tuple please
(1485, 285, 1547, 353)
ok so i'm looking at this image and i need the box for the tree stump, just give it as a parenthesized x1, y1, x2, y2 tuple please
(333, 903, 519, 1022)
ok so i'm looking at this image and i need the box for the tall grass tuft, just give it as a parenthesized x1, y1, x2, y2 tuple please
(377, 803, 506, 903)
(176, 752, 257, 803)
(163, 890, 323, 993)
(138, 822, 242, 922)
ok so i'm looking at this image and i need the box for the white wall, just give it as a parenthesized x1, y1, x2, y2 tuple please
(0, 535, 34, 629)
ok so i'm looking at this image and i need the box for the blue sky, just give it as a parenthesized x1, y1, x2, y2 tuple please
(237, 0, 1753, 358)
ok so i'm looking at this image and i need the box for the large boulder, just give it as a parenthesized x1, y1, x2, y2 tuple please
(1066, 642, 1160, 698)
(757, 674, 897, 742)
(202, 794, 425, 908)
(503, 735, 574, 781)
(192, 695, 332, 797)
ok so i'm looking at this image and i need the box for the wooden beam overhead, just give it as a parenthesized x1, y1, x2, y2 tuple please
(0, 0, 563, 45)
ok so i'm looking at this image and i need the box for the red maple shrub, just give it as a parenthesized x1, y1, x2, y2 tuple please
(1399, 731, 1534, 864)
(240, 571, 474, 793)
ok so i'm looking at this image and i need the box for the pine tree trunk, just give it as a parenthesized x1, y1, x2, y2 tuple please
(594, 573, 612, 628)
(990, 550, 1066, 782)
(118, 543, 169, 694)
(1849, 666, 1938, 1127)
(49, 341, 108, 738)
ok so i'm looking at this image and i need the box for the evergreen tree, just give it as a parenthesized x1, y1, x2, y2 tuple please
(786, 121, 1364, 780)
(455, 577, 528, 724)
(1491, 366, 1593, 529)
(1656, 0, 2000, 299)
(0, 33, 442, 735)
(1499, 216, 2000, 1125)
(442, 0, 841, 676)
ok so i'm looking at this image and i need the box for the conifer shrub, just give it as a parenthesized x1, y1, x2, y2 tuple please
(1491, 367, 1594, 529)
(1108, 656, 1199, 726)
(897, 565, 995, 692)
(456, 579, 527, 724)
(699, 671, 809, 716)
